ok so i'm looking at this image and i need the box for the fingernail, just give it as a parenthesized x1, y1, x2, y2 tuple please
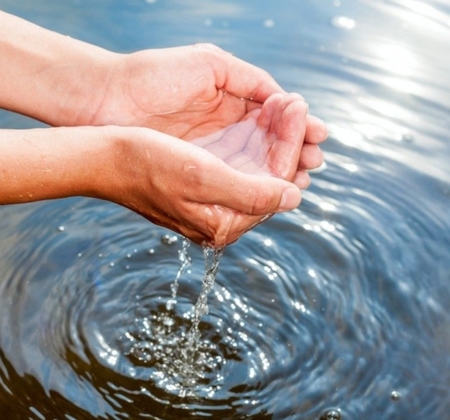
(279, 186, 301, 212)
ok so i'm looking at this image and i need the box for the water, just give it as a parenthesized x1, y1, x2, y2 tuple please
(0, 0, 450, 419)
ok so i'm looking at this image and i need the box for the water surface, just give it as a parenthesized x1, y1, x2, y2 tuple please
(0, 0, 449, 419)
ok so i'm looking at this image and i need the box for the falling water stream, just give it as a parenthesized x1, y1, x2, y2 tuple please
(126, 240, 225, 394)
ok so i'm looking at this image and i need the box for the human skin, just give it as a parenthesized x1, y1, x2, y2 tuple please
(0, 10, 327, 246)
(0, 11, 327, 169)
(0, 94, 311, 246)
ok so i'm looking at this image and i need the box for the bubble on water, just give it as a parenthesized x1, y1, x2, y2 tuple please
(391, 390, 401, 401)
(331, 16, 355, 30)
(263, 19, 275, 28)
(320, 408, 341, 420)
(130, 342, 154, 363)
(161, 234, 178, 245)
(58, 226, 65, 232)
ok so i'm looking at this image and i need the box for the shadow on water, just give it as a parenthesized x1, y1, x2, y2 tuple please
(0, 0, 450, 419)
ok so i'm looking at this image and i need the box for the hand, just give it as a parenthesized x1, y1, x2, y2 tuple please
(0, 124, 299, 247)
(81, 44, 328, 160)
(107, 93, 326, 246)
(106, 127, 301, 247)
(192, 93, 324, 189)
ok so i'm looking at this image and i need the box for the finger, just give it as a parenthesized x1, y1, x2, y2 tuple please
(257, 93, 285, 130)
(298, 143, 324, 170)
(268, 93, 306, 136)
(293, 170, 311, 189)
(266, 96, 308, 180)
(194, 158, 302, 215)
(305, 114, 328, 144)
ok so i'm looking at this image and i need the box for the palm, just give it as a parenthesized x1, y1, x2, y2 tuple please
(191, 94, 308, 184)
(89, 46, 325, 176)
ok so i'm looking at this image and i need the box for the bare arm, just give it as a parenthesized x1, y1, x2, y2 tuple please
(0, 10, 327, 155)
(0, 126, 115, 203)
(0, 10, 113, 126)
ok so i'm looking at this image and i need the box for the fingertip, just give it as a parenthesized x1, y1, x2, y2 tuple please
(293, 171, 311, 189)
(277, 185, 301, 212)
(299, 144, 324, 170)
(305, 114, 329, 144)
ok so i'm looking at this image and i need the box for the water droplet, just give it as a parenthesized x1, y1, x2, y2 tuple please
(166, 298, 177, 311)
(58, 226, 65, 232)
(331, 15, 355, 30)
(163, 316, 175, 327)
(320, 408, 341, 420)
(161, 234, 178, 245)
(391, 390, 401, 401)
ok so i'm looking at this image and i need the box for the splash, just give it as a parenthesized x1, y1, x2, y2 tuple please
(126, 240, 225, 392)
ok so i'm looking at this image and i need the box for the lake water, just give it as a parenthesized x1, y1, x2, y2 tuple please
(0, 0, 449, 419)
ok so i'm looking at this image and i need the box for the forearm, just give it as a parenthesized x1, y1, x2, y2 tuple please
(0, 10, 116, 126)
(0, 126, 117, 204)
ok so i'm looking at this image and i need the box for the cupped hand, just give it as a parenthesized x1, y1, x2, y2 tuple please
(108, 127, 299, 247)
(191, 92, 324, 188)
(107, 92, 324, 246)
(85, 44, 327, 156)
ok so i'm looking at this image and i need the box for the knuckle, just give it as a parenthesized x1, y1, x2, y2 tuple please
(249, 189, 274, 215)
(192, 42, 223, 56)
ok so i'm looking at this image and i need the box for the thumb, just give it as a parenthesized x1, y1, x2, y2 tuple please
(206, 165, 302, 215)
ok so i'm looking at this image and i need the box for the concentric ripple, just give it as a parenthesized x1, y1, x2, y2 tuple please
(1, 142, 450, 419)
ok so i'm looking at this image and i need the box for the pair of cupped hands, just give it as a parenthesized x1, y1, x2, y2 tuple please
(81, 44, 327, 247)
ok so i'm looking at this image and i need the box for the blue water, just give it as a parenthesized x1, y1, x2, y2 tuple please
(0, 0, 449, 419)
